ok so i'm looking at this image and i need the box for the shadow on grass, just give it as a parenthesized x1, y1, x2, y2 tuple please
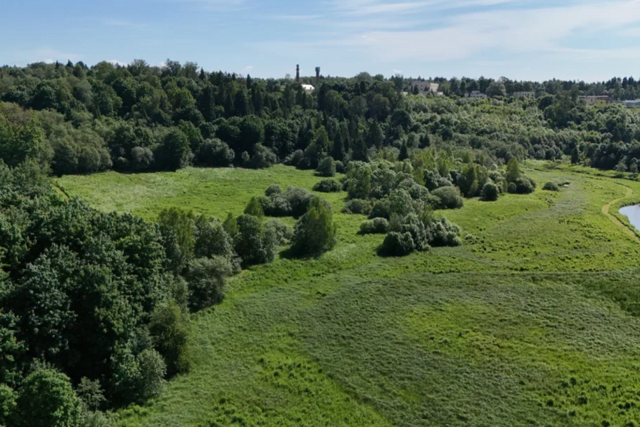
(279, 246, 326, 261)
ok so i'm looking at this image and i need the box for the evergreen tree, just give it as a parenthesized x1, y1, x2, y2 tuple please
(399, 142, 409, 161)
(506, 158, 521, 183)
(571, 147, 580, 165)
(367, 121, 384, 148)
(331, 131, 345, 161)
(234, 90, 250, 116)
(351, 134, 368, 162)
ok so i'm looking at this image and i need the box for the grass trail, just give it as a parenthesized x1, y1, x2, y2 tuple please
(601, 184, 639, 242)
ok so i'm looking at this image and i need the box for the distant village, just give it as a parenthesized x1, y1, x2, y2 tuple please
(286, 65, 640, 108)
(407, 80, 640, 108)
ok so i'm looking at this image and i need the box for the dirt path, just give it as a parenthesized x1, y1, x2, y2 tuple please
(601, 185, 640, 243)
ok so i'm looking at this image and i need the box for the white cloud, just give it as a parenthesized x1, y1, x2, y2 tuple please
(339, 0, 640, 61)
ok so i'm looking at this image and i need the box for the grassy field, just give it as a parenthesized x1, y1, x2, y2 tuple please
(57, 163, 640, 427)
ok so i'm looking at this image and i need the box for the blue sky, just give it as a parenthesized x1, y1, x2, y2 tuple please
(2, 0, 640, 81)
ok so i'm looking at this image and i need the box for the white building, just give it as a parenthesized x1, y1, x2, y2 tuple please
(466, 91, 487, 99)
(513, 91, 535, 99)
(301, 84, 315, 94)
(411, 81, 439, 95)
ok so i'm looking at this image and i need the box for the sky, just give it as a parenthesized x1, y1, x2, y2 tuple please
(2, 0, 640, 81)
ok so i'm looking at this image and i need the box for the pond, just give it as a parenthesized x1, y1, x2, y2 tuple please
(620, 205, 640, 232)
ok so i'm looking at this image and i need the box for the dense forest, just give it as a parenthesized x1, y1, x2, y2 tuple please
(0, 59, 639, 426)
(1, 60, 640, 177)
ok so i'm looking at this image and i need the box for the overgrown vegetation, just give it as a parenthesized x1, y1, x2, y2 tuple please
(3, 61, 640, 183)
(53, 162, 640, 427)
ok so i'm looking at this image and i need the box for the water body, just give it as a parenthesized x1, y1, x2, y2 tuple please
(620, 205, 640, 232)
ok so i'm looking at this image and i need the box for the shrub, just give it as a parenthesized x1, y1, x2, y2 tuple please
(481, 182, 499, 201)
(290, 197, 337, 256)
(244, 196, 264, 218)
(543, 181, 559, 191)
(149, 300, 191, 375)
(265, 219, 294, 245)
(507, 182, 517, 194)
(380, 232, 415, 256)
(234, 215, 278, 266)
(265, 184, 283, 197)
(15, 367, 83, 427)
(423, 169, 452, 191)
(426, 218, 463, 247)
(261, 186, 314, 217)
(341, 199, 373, 215)
(316, 157, 336, 177)
(76, 378, 105, 411)
(188, 256, 233, 311)
(368, 199, 391, 219)
(284, 150, 304, 166)
(0, 384, 16, 426)
(359, 218, 389, 235)
(110, 346, 166, 404)
(196, 138, 234, 167)
(194, 216, 235, 260)
(431, 186, 464, 209)
(335, 160, 345, 174)
(130, 147, 154, 172)
(313, 179, 342, 193)
(514, 176, 536, 194)
(158, 207, 196, 274)
(246, 144, 277, 169)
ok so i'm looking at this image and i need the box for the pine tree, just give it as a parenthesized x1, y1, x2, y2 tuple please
(399, 142, 409, 161)
(234, 90, 250, 116)
(571, 147, 580, 165)
(367, 121, 384, 148)
(351, 134, 369, 162)
(332, 131, 345, 161)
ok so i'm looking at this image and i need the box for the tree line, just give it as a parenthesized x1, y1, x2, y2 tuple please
(2, 60, 640, 180)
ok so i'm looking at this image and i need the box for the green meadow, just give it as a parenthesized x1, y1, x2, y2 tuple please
(57, 163, 640, 427)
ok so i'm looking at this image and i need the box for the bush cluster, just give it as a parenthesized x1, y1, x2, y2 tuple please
(313, 179, 342, 193)
(543, 182, 560, 191)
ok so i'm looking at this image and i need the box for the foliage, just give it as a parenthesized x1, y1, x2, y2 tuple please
(543, 181, 560, 191)
(290, 197, 337, 256)
(244, 197, 264, 218)
(481, 182, 500, 201)
(313, 179, 342, 193)
(149, 300, 191, 375)
(380, 232, 415, 256)
(431, 186, 464, 209)
(359, 218, 390, 235)
(15, 367, 83, 427)
(341, 199, 373, 215)
(264, 219, 294, 245)
(57, 159, 640, 427)
(316, 157, 336, 177)
(260, 186, 315, 218)
(234, 215, 278, 267)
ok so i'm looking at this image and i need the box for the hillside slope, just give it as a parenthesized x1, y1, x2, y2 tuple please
(58, 164, 640, 427)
